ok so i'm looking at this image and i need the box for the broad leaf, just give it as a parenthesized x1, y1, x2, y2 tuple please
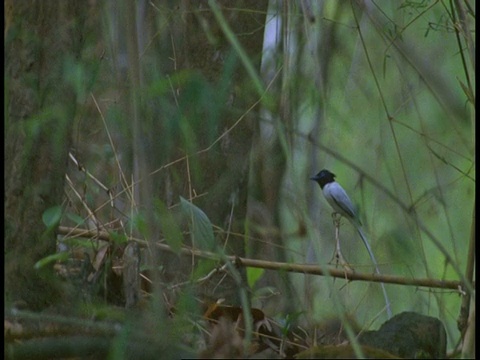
(180, 196, 215, 251)
(42, 205, 62, 228)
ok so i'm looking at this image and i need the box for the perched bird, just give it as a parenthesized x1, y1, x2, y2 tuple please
(311, 169, 392, 319)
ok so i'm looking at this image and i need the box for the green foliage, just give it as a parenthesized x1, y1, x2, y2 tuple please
(65, 212, 85, 226)
(129, 212, 148, 237)
(145, 68, 233, 161)
(42, 205, 62, 229)
(60, 237, 100, 249)
(110, 231, 128, 245)
(63, 57, 89, 104)
(209, 0, 264, 97)
(154, 199, 183, 254)
(108, 321, 130, 360)
(34, 252, 70, 269)
(246, 267, 264, 289)
(180, 196, 216, 251)
(191, 258, 219, 281)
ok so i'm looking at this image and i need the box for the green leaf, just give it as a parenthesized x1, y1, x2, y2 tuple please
(154, 199, 183, 254)
(42, 205, 62, 228)
(180, 196, 215, 251)
(34, 251, 70, 269)
(65, 212, 85, 226)
(61, 237, 95, 249)
(129, 212, 147, 236)
(247, 267, 264, 288)
(110, 231, 128, 244)
(191, 258, 218, 280)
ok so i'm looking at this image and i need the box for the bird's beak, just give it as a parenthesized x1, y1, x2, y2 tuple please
(310, 176, 318, 181)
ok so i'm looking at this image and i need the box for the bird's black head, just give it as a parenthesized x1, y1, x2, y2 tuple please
(310, 169, 336, 189)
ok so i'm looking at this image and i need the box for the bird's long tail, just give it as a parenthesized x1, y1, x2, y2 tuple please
(354, 224, 392, 319)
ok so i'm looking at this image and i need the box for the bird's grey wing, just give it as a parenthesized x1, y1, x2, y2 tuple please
(328, 183, 357, 219)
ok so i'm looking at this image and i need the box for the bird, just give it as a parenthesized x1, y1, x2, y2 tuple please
(310, 169, 392, 319)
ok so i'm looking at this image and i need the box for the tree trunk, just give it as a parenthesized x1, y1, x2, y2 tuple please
(5, 1, 88, 310)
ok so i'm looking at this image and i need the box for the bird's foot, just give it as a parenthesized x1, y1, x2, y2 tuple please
(329, 249, 354, 273)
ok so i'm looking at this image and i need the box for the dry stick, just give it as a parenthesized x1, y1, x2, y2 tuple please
(57, 226, 467, 292)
